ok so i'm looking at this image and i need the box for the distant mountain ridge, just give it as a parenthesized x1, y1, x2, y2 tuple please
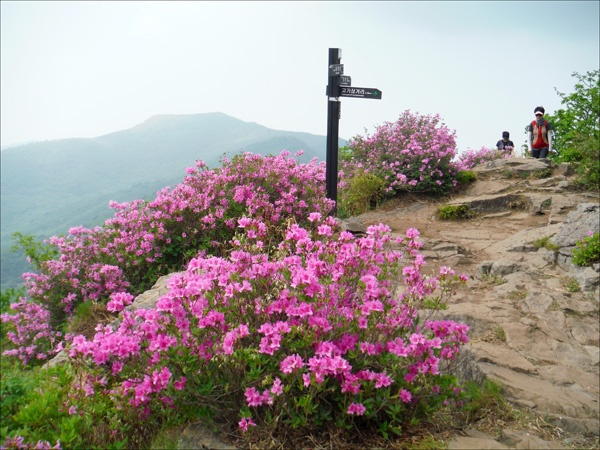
(1, 140, 39, 150)
(1, 112, 346, 289)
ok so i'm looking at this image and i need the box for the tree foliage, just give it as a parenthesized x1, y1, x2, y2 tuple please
(547, 70, 599, 154)
(545, 70, 600, 190)
(10, 232, 59, 272)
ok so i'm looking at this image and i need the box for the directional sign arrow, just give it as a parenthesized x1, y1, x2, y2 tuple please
(339, 86, 382, 99)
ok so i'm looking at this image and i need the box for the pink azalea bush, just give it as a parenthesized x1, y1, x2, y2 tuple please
(2, 148, 471, 447)
(67, 216, 469, 441)
(2, 151, 334, 364)
(340, 110, 460, 196)
(456, 146, 508, 170)
(0, 298, 63, 365)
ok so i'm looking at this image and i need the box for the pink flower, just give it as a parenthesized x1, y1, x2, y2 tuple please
(271, 378, 284, 396)
(302, 373, 311, 388)
(341, 376, 361, 394)
(439, 266, 454, 276)
(244, 387, 264, 407)
(173, 377, 187, 391)
(357, 316, 368, 329)
(400, 388, 412, 403)
(347, 402, 366, 415)
(238, 217, 252, 228)
(111, 361, 124, 375)
(261, 389, 274, 405)
(238, 417, 256, 432)
(409, 333, 426, 345)
(151, 366, 172, 390)
(374, 372, 393, 388)
(106, 292, 134, 313)
(317, 224, 332, 236)
(280, 354, 305, 374)
(406, 228, 420, 239)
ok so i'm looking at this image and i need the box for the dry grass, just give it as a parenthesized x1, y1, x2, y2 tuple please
(68, 301, 114, 339)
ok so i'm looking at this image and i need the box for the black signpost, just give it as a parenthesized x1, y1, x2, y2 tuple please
(325, 48, 381, 215)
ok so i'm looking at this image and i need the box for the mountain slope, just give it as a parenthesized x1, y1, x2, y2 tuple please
(1, 112, 346, 289)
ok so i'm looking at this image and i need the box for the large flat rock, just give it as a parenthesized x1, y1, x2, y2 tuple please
(358, 160, 599, 444)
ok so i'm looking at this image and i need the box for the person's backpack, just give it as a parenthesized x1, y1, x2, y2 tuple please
(530, 119, 553, 152)
(530, 119, 549, 130)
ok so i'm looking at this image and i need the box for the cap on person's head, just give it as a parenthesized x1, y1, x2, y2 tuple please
(534, 106, 545, 115)
(502, 131, 510, 138)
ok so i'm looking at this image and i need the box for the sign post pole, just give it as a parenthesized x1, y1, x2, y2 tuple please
(325, 48, 381, 217)
(326, 48, 341, 216)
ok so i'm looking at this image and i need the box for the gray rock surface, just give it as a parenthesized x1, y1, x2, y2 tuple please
(551, 203, 600, 248)
(359, 158, 600, 448)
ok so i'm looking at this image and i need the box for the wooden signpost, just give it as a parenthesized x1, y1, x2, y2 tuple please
(325, 48, 381, 215)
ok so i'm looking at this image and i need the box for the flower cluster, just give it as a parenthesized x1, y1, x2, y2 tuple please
(1, 298, 63, 365)
(455, 146, 508, 171)
(68, 218, 469, 436)
(4, 151, 334, 364)
(341, 110, 459, 196)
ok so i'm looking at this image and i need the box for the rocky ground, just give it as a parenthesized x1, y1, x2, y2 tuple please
(57, 157, 598, 449)
(355, 157, 600, 449)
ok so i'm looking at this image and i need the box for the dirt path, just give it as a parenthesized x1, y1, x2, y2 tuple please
(356, 158, 600, 448)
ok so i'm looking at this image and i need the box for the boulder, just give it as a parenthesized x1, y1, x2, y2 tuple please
(551, 203, 599, 249)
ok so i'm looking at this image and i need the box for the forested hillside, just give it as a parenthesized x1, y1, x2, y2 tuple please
(1, 112, 344, 289)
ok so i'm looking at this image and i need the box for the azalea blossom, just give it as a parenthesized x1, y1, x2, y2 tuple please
(238, 417, 256, 432)
(400, 388, 412, 403)
(347, 402, 367, 415)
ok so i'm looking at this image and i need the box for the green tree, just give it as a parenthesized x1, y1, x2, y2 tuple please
(0, 287, 24, 315)
(546, 70, 600, 189)
(547, 70, 599, 154)
(10, 232, 59, 271)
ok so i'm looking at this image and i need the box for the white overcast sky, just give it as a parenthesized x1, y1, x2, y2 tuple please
(1, 1, 599, 153)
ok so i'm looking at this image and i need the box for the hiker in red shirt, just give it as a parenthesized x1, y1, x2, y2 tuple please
(527, 106, 553, 159)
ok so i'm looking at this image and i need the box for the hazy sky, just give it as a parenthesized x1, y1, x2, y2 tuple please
(1, 1, 599, 153)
